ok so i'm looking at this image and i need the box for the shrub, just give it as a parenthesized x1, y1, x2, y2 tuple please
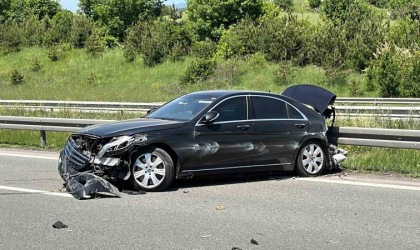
(325, 68, 348, 86)
(273, 0, 294, 12)
(48, 45, 60, 61)
(219, 14, 314, 65)
(123, 45, 136, 63)
(70, 14, 93, 48)
(31, 57, 42, 72)
(210, 58, 247, 86)
(142, 37, 165, 67)
(349, 78, 361, 96)
(10, 70, 24, 85)
(389, 0, 420, 20)
(308, 0, 322, 9)
(192, 39, 216, 59)
(0, 20, 22, 54)
(366, 43, 419, 97)
(180, 58, 216, 84)
(314, 2, 388, 71)
(247, 52, 268, 69)
(87, 71, 97, 86)
(387, 18, 419, 51)
(85, 31, 105, 57)
(126, 20, 193, 66)
(274, 61, 296, 85)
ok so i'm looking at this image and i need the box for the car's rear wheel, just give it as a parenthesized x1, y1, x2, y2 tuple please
(130, 147, 174, 192)
(295, 141, 326, 177)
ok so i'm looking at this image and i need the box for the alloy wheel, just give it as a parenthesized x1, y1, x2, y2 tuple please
(133, 153, 166, 189)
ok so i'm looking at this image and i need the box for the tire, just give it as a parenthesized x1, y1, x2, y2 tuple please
(130, 147, 174, 192)
(295, 141, 326, 177)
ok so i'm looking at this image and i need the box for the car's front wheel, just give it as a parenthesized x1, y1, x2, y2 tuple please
(130, 147, 174, 192)
(295, 141, 326, 177)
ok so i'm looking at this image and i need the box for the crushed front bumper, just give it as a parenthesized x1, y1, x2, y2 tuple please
(58, 139, 122, 199)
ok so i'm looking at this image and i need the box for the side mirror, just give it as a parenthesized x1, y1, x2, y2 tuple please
(200, 111, 219, 124)
(147, 108, 157, 115)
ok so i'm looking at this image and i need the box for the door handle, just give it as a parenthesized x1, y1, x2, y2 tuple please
(295, 124, 306, 129)
(237, 124, 250, 130)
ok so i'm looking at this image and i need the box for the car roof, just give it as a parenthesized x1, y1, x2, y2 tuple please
(191, 90, 279, 97)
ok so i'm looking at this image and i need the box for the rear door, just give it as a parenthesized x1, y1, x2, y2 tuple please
(251, 95, 309, 167)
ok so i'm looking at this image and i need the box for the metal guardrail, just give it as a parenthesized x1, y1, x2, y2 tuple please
(1, 99, 419, 118)
(0, 116, 419, 149)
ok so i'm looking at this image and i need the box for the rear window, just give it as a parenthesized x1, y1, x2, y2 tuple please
(287, 104, 304, 119)
(252, 96, 288, 119)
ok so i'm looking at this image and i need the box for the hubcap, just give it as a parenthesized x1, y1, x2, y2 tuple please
(133, 153, 166, 189)
(302, 144, 324, 174)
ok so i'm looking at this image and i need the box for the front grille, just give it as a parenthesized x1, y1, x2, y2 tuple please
(63, 139, 91, 170)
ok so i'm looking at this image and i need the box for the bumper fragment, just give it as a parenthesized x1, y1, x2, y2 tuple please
(59, 139, 123, 200)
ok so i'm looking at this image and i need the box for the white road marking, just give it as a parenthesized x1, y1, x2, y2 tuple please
(0, 185, 72, 198)
(297, 178, 420, 191)
(0, 152, 57, 160)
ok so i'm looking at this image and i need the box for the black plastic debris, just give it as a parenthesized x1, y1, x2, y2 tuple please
(52, 221, 68, 229)
(232, 247, 242, 250)
(250, 239, 259, 245)
(65, 173, 122, 200)
(183, 190, 190, 193)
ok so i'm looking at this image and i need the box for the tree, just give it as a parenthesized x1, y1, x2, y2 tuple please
(50, 10, 74, 44)
(1, 0, 61, 22)
(26, 0, 61, 19)
(186, 0, 265, 41)
(70, 14, 93, 48)
(0, 0, 12, 22)
(78, 0, 163, 39)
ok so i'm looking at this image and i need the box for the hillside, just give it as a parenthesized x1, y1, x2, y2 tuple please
(0, 47, 372, 102)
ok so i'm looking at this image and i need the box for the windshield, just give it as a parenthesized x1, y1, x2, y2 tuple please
(147, 93, 220, 121)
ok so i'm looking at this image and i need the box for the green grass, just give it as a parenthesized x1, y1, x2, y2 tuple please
(343, 146, 420, 177)
(0, 47, 377, 102)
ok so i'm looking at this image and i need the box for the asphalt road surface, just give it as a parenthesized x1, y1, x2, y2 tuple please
(0, 148, 419, 250)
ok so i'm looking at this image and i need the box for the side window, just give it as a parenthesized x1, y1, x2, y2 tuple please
(252, 96, 288, 119)
(287, 104, 304, 119)
(212, 97, 247, 122)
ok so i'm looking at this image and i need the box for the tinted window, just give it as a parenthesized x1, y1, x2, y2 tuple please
(213, 97, 247, 122)
(252, 96, 288, 119)
(287, 104, 304, 119)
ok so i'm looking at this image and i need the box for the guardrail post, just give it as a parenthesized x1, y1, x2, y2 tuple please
(40, 130, 46, 146)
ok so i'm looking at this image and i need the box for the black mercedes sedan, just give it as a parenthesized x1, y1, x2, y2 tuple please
(59, 85, 345, 198)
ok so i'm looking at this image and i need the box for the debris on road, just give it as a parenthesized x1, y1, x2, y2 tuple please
(326, 240, 340, 244)
(215, 205, 225, 210)
(183, 190, 190, 193)
(231, 247, 242, 250)
(52, 221, 68, 229)
(201, 235, 212, 238)
(65, 173, 122, 200)
(250, 239, 259, 245)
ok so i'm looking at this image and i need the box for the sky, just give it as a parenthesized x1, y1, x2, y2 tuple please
(59, 0, 187, 12)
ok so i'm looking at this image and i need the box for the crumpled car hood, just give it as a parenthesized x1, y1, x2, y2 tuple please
(282, 84, 336, 115)
(76, 118, 186, 137)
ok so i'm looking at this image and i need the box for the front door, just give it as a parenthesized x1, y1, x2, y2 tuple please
(193, 96, 254, 171)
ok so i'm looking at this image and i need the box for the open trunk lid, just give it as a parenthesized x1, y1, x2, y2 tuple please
(282, 84, 336, 116)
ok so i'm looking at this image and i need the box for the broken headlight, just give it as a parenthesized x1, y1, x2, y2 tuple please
(97, 135, 147, 157)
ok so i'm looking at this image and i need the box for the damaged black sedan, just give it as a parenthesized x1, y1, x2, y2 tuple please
(59, 85, 346, 198)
